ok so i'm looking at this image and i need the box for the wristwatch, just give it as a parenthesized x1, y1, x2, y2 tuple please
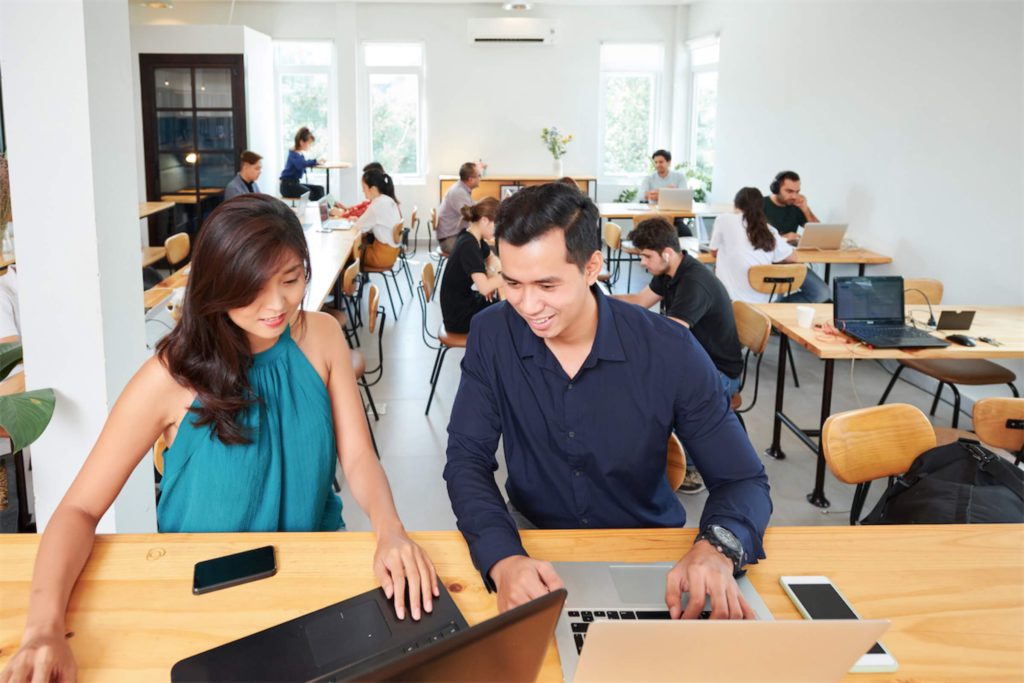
(695, 524, 746, 576)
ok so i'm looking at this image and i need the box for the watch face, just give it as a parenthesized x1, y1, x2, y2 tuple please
(711, 525, 740, 551)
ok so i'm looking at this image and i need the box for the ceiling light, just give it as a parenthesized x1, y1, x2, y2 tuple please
(503, 2, 533, 10)
(141, 2, 175, 9)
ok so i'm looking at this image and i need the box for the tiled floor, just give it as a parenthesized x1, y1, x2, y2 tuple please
(338, 250, 984, 533)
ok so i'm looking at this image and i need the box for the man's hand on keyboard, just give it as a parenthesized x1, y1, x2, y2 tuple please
(490, 555, 565, 613)
(665, 541, 756, 620)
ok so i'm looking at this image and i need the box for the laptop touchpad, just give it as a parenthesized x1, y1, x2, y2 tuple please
(609, 565, 671, 604)
(305, 600, 392, 668)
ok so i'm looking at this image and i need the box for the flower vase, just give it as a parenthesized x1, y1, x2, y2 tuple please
(553, 158, 563, 177)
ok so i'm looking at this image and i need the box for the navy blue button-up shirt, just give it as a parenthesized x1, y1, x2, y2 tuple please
(443, 287, 772, 586)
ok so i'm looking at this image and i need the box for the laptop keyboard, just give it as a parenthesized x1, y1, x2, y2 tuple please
(845, 324, 940, 344)
(398, 620, 462, 654)
(567, 609, 710, 654)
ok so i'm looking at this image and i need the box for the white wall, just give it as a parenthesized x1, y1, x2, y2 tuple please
(689, 0, 1023, 400)
(130, 2, 689, 212)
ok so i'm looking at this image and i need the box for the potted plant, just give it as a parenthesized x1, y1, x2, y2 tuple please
(674, 162, 713, 203)
(0, 342, 56, 533)
(540, 127, 573, 177)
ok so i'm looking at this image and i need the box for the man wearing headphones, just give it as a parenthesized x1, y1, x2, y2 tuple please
(616, 217, 744, 495)
(765, 170, 819, 244)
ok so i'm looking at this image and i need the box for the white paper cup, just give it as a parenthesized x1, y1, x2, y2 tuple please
(796, 305, 815, 329)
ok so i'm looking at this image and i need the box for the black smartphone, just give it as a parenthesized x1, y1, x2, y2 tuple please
(193, 545, 277, 595)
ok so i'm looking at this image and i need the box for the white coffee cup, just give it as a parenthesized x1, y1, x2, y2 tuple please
(796, 305, 815, 329)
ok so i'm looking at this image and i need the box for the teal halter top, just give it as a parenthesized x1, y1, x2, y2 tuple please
(157, 325, 344, 532)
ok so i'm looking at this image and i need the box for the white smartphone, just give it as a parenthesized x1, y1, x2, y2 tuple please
(780, 576, 898, 673)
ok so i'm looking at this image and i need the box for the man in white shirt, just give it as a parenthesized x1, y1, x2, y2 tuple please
(436, 162, 480, 253)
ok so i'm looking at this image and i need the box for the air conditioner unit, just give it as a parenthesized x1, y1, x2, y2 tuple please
(467, 18, 559, 45)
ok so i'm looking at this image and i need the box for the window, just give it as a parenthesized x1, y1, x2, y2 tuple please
(598, 43, 664, 179)
(274, 41, 335, 176)
(688, 36, 719, 174)
(363, 43, 424, 180)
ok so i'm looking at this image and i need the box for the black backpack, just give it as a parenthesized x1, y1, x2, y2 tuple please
(861, 439, 1024, 525)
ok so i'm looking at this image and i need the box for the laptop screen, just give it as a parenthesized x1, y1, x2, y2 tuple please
(833, 276, 904, 324)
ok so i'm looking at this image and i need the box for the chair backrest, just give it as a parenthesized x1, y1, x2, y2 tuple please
(352, 231, 364, 261)
(421, 262, 436, 303)
(392, 220, 404, 245)
(368, 284, 381, 334)
(732, 301, 771, 356)
(903, 278, 944, 306)
(410, 206, 419, 229)
(165, 233, 190, 267)
(430, 207, 438, 232)
(666, 434, 686, 491)
(154, 434, 166, 476)
(747, 264, 807, 298)
(822, 403, 936, 485)
(603, 222, 622, 250)
(342, 259, 360, 296)
(973, 397, 1024, 453)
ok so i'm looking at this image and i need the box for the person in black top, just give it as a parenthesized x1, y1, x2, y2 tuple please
(440, 197, 504, 334)
(617, 216, 745, 494)
(763, 170, 820, 243)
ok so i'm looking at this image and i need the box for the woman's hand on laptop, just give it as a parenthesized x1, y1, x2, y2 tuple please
(373, 528, 440, 622)
(490, 555, 565, 613)
(665, 543, 756, 620)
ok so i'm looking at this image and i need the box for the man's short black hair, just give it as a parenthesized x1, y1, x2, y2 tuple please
(459, 162, 480, 182)
(363, 161, 384, 174)
(629, 217, 680, 255)
(652, 149, 672, 163)
(495, 183, 600, 272)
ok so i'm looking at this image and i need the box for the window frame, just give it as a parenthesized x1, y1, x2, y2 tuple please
(687, 35, 720, 172)
(273, 40, 339, 189)
(361, 41, 426, 185)
(597, 42, 665, 184)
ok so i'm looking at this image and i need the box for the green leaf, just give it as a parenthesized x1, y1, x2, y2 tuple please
(0, 341, 23, 382)
(0, 388, 56, 452)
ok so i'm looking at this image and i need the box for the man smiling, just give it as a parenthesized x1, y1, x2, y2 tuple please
(443, 183, 771, 620)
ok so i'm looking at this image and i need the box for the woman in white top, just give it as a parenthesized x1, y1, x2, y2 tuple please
(354, 169, 402, 269)
(710, 187, 828, 304)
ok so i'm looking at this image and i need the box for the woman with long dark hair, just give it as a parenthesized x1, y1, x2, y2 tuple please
(710, 186, 828, 303)
(354, 168, 402, 269)
(440, 197, 503, 333)
(279, 126, 325, 201)
(1, 195, 437, 683)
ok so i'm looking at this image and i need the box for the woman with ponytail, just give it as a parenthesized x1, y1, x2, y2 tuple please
(354, 168, 402, 269)
(710, 186, 828, 303)
(439, 197, 503, 333)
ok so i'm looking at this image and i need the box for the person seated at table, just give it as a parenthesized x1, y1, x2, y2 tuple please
(436, 162, 481, 254)
(764, 170, 819, 244)
(440, 198, 503, 334)
(443, 183, 771, 620)
(354, 168, 402, 269)
(638, 149, 692, 237)
(616, 216, 745, 495)
(223, 150, 264, 201)
(330, 162, 383, 220)
(279, 127, 325, 201)
(711, 187, 830, 304)
(0, 264, 21, 376)
(0, 195, 438, 683)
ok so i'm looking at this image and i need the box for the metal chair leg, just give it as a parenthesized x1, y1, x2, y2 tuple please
(425, 347, 450, 415)
(878, 364, 905, 404)
(930, 382, 944, 416)
(949, 383, 962, 429)
(365, 411, 380, 459)
(360, 380, 379, 421)
(1010, 382, 1020, 398)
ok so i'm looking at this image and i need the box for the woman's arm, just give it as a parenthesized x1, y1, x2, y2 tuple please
(1, 357, 180, 683)
(310, 314, 438, 620)
(470, 271, 504, 298)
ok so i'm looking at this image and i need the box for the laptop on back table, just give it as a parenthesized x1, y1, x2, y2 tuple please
(833, 276, 949, 349)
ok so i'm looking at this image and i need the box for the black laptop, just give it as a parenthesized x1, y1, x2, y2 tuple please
(171, 584, 566, 683)
(833, 276, 950, 349)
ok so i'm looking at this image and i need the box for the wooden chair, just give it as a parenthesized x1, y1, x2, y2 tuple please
(747, 263, 805, 388)
(426, 207, 438, 254)
(666, 433, 686, 491)
(154, 434, 166, 477)
(418, 262, 468, 415)
(602, 222, 639, 289)
(394, 220, 414, 291)
(731, 301, 772, 431)
(822, 403, 937, 525)
(350, 284, 385, 458)
(164, 232, 190, 269)
(360, 230, 407, 317)
(878, 278, 1018, 428)
(406, 206, 421, 257)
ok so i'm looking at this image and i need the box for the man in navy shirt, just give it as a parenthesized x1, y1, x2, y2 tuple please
(443, 183, 771, 620)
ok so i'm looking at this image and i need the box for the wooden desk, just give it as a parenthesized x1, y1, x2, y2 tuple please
(598, 201, 735, 221)
(687, 248, 894, 278)
(138, 201, 174, 219)
(440, 174, 597, 202)
(314, 161, 352, 195)
(755, 303, 1024, 507)
(141, 246, 167, 268)
(0, 526, 1020, 681)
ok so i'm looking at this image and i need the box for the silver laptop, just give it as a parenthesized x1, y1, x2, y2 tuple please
(656, 188, 693, 211)
(553, 561, 773, 682)
(796, 223, 847, 250)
